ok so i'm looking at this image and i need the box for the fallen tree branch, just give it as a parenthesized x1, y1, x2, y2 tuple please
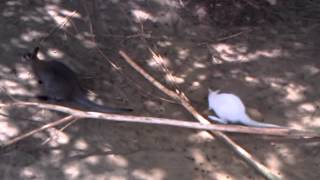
(118, 50, 283, 180)
(1, 102, 314, 140)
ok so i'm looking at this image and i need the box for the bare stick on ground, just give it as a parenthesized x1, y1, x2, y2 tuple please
(1, 101, 316, 148)
(118, 50, 283, 180)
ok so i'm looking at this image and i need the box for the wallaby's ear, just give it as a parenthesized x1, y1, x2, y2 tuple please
(208, 88, 220, 95)
(32, 47, 40, 58)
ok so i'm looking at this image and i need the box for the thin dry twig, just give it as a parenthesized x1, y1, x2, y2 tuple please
(0, 86, 20, 102)
(118, 50, 283, 180)
(2, 115, 75, 147)
(39, 11, 78, 45)
(216, 29, 251, 42)
(41, 118, 79, 145)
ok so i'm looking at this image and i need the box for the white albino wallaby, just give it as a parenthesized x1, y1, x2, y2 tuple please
(207, 89, 280, 128)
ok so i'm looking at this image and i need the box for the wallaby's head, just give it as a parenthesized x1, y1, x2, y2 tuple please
(22, 47, 40, 61)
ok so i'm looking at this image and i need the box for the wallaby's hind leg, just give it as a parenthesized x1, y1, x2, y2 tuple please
(36, 95, 64, 103)
(36, 95, 50, 101)
(208, 115, 228, 124)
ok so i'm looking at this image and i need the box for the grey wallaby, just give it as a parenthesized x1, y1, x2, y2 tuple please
(23, 47, 132, 113)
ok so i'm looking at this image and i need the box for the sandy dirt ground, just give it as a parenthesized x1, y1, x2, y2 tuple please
(0, 0, 320, 179)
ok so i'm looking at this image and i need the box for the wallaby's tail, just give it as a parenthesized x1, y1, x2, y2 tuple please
(74, 96, 133, 113)
(242, 115, 282, 128)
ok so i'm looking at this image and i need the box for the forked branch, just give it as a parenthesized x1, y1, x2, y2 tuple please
(0, 101, 316, 148)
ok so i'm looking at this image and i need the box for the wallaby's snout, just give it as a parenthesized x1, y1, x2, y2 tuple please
(22, 46, 40, 61)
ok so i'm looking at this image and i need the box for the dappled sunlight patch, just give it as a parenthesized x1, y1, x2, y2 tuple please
(269, 81, 283, 90)
(47, 48, 64, 59)
(0, 64, 14, 75)
(15, 63, 33, 81)
(63, 159, 128, 180)
(300, 116, 320, 127)
(45, 5, 81, 27)
(106, 155, 128, 168)
(1, 79, 19, 88)
(214, 172, 236, 180)
(188, 131, 215, 143)
(41, 129, 67, 147)
(262, 77, 288, 90)
(298, 103, 316, 113)
(0, 118, 20, 142)
(47, 129, 70, 145)
(147, 57, 170, 69)
(230, 69, 246, 79)
(63, 162, 81, 179)
(191, 81, 200, 88)
(131, 9, 155, 22)
(132, 168, 166, 180)
(189, 148, 234, 179)
(6, 0, 22, 6)
(289, 123, 305, 130)
(20, 30, 45, 42)
(246, 49, 282, 59)
(144, 100, 165, 113)
(85, 155, 100, 165)
(156, 40, 172, 47)
(262, 77, 308, 103)
(70, 33, 97, 48)
(80, 38, 97, 49)
(244, 75, 260, 85)
(1, 62, 37, 96)
(20, 167, 44, 179)
(10, 38, 26, 48)
(165, 74, 184, 84)
(50, 149, 67, 165)
(193, 62, 206, 69)
(301, 64, 320, 77)
(20, 15, 44, 23)
(74, 138, 89, 150)
(190, 148, 206, 164)
(177, 48, 190, 60)
(213, 44, 234, 61)
(109, 175, 127, 180)
(151, 0, 179, 7)
(265, 154, 283, 177)
(212, 43, 283, 62)
(85, 92, 106, 106)
(275, 146, 295, 165)
(1, 79, 31, 96)
(197, 74, 207, 81)
(59, 9, 80, 17)
(284, 83, 306, 102)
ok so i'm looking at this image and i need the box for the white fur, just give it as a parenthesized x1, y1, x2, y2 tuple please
(208, 89, 280, 128)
